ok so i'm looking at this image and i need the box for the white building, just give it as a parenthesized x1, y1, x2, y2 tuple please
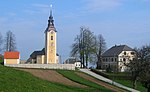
(102, 45, 136, 72)
(64, 57, 81, 68)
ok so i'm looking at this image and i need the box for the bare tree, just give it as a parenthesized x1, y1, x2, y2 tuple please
(94, 34, 106, 69)
(84, 28, 95, 67)
(70, 27, 95, 68)
(4, 31, 17, 51)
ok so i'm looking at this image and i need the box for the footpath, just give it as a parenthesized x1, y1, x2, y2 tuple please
(80, 69, 140, 92)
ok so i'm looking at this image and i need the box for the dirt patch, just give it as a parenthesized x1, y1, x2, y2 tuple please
(76, 72, 127, 92)
(18, 68, 86, 88)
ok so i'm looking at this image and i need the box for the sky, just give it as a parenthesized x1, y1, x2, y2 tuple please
(0, 0, 150, 62)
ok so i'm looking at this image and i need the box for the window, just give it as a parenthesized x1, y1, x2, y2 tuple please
(123, 58, 126, 61)
(124, 52, 126, 55)
(131, 52, 135, 55)
(115, 58, 117, 62)
(111, 58, 114, 62)
(103, 58, 105, 62)
(51, 36, 53, 40)
(106, 58, 107, 62)
(106, 65, 107, 67)
(76, 64, 77, 66)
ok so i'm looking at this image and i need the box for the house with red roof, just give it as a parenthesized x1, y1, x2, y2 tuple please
(4, 51, 20, 65)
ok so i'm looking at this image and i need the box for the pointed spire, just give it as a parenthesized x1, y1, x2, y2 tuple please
(48, 4, 54, 27)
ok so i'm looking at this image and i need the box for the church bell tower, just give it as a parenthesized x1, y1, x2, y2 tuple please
(45, 6, 57, 64)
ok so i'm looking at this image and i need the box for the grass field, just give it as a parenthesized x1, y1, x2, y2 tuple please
(0, 65, 95, 92)
(105, 72, 147, 92)
(57, 70, 114, 92)
(91, 69, 147, 92)
(114, 79, 147, 92)
(0, 65, 115, 92)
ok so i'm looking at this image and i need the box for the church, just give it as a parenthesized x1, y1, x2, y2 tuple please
(28, 8, 59, 64)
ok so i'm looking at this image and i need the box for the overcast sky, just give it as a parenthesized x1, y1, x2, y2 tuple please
(0, 0, 150, 61)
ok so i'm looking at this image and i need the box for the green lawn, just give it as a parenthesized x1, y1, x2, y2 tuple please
(114, 79, 147, 92)
(57, 70, 114, 92)
(92, 69, 147, 92)
(0, 65, 115, 92)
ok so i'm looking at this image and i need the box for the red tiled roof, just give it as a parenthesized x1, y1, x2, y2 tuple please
(4, 52, 20, 59)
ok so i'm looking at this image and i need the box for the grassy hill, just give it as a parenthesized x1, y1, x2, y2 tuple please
(0, 56, 3, 63)
(0, 65, 116, 92)
(0, 65, 77, 92)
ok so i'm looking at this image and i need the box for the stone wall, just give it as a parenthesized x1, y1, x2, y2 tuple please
(5, 64, 75, 70)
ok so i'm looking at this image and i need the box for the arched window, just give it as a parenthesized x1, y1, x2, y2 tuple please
(123, 58, 126, 61)
(51, 36, 53, 40)
(124, 52, 126, 55)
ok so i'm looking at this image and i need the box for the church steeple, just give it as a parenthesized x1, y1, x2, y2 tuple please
(45, 4, 57, 64)
(45, 4, 57, 33)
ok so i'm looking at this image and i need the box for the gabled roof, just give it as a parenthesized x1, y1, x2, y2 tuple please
(30, 48, 45, 59)
(102, 45, 133, 57)
(4, 51, 20, 59)
(64, 57, 80, 64)
(30, 48, 59, 59)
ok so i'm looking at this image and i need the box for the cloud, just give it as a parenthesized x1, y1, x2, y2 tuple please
(83, 0, 123, 12)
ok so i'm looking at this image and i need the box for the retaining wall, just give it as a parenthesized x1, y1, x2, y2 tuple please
(5, 64, 75, 70)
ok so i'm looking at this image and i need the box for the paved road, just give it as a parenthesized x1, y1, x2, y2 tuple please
(80, 69, 140, 92)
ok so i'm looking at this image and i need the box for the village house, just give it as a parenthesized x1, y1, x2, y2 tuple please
(101, 45, 136, 72)
(4, 51, 20, 65)
(64, 57, 81, 68)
